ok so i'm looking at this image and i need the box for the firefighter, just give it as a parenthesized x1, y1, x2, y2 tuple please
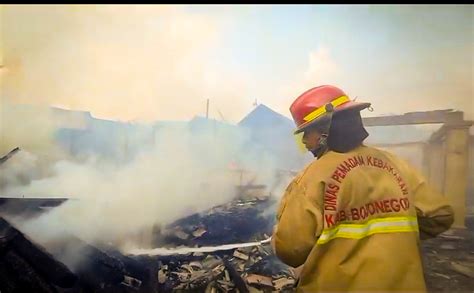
(271, 85, 454, 292)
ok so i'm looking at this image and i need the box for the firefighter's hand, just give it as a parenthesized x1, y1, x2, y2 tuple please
(290, 265, 304, 280)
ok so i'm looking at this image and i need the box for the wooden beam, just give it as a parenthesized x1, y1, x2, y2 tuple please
(368, 141, 427, 148)
(363, 110, 464, 127)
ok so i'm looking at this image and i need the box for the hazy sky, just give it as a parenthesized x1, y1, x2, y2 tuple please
(1, 5, 473, 123)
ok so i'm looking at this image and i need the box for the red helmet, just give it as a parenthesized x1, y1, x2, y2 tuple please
(290, 85, 371, 134)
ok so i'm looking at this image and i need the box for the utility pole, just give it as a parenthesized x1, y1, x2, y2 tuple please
(206, 99, 210, 119)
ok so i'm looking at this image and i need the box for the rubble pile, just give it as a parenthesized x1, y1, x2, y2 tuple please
(421, 223, 474, 293)
(149, 245, 297, 292)
(48, 236, 154, 293)
(133, 196, 297, 292)
(0, 218, 77, 293)
(0, 195, 298, 292)
(1, 192, 474, 292)
(161, 197, 276, 247)
(0, 217, 158, 293)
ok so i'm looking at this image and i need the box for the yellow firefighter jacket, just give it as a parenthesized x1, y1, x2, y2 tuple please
(273, 145, 454, 292)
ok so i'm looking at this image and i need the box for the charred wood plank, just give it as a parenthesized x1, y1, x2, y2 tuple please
(0, 147, 20, 165)
(0, 257, 19, 293)
(46, 235, 130, 292)
(223, 258, 249, 293)
(107, 250, 158, 293)
(0, 250, 58, 293)
(0, 217, 77, 288)
(0, 197, 69, 216)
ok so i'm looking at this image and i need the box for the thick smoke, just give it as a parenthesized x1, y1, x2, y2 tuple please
(1, 108, 292, 253)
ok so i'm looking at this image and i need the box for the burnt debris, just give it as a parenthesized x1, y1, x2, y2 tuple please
(0, 217, 76, 293)
(1, 196, 474, 292)
(0, 218, 155, 293)
(162, 197, 276, 247)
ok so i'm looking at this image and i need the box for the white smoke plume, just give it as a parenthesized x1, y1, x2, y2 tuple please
(1, 111, 292, 252)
